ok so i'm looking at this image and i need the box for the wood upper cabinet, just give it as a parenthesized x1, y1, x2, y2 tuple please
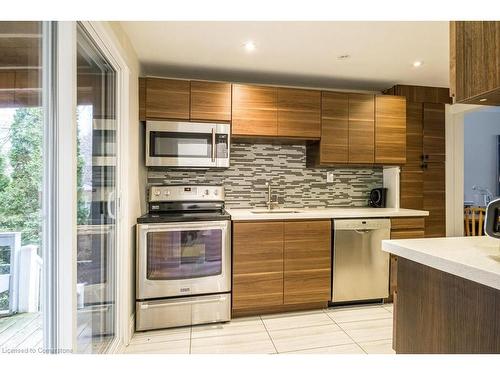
(139, 77, 146, 121)
(283, 220, 331, 304)
(0, 72, 15, 108)
(375, 96, 406, 164)
(348, 93, 375, 164)
(232, 221, 284, 312)
(277, 88, 321, 138)
(190, 81, 231, 122)
(450, 21, 500, 105)
(319, 92, 349, 163)
(232, 84, 278, 136)
(145, 78, 190, 120)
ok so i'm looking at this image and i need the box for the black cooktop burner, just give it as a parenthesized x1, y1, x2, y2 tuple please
(137, 210, 231, 223)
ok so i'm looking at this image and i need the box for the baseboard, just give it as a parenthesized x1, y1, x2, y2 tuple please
(128, 313, 135, 344)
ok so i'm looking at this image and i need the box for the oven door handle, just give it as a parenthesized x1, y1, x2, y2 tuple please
(211, 128, 216, 162)
(140, 296, 225, 310)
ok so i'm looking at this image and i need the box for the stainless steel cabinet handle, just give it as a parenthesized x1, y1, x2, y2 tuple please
(211, 129, 216, 162)
(140, 296, 225, 310)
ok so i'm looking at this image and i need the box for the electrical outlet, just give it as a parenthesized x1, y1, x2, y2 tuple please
(326, 171, 334, 183)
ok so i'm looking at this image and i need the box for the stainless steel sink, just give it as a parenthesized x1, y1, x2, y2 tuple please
(250, 209, 302, 214)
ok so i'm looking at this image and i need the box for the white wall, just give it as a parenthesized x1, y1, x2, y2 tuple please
(463, 110, 500, 203)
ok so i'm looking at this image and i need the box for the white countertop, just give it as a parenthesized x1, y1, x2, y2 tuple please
(226, 207, 429, 221)
(382, 236, 500, 290)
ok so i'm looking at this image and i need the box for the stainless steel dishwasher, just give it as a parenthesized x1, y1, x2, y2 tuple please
(332, 219, 391, 303)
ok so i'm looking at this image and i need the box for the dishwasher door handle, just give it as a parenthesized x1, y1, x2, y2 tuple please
(354, 229, 373, 234)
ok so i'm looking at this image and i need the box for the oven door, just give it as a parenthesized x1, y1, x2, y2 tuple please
(136, 220, 231, 300)
(145, 121, 230, 168)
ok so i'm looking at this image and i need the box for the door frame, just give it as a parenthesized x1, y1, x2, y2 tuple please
(445, 103, 484, 237)
(77, 21, 132, 353)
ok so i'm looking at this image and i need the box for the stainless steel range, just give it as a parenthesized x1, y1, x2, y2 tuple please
(136, 185, 231, 331)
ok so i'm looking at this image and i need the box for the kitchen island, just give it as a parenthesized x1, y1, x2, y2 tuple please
(382, 236, 500, 354)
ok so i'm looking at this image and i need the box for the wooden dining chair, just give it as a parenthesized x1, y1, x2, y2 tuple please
(464, 207, 486, 236)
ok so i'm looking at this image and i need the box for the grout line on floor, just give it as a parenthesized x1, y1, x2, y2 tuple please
(189, 326, 192, 354)
(324, 310, 368, 354)
(259, 315, 278, 354)
(279, 342, 364, 354)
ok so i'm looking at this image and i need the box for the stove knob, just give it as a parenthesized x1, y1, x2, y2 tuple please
(204, 189, 210, 196)
(214, 190, 219, 196)
(164, 190, 171, 196)
(154, 190, 161, 196)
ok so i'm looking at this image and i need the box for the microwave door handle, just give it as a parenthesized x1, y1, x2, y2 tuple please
(211, 128, 216, 162)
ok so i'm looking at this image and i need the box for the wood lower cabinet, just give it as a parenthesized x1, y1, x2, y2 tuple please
(375, 96, 406, 164)
(145, 78, 190, 120)
(388, 217, 425, 303)
(232, 220, 331, 316)
(277, 88, 321, 138)
(283, 220, 331, 304)
(190, 80, 231, 122)
(232, 221, 284, 312)
(232, 84, 278, 137)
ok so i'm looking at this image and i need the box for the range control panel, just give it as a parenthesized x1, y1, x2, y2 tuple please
(149, 185, 225, 202)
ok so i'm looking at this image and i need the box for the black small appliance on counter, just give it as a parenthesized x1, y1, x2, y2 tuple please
(368, 188, 387, 208)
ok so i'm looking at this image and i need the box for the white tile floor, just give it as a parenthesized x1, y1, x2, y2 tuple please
(125, 303, 395, 354)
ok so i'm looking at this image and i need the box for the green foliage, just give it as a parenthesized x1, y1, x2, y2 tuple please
(0, 155, 9, 192)
(0, 107, 43, 246)
(0, 106, 90, 246)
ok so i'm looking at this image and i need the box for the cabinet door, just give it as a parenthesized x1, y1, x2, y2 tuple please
(145, 78, 190, 120)
(400, 102, 424, 209)
(423, 103, 445, 163)
(375, 96, 406, 164)
(283, 220, 331, 304)
(423, 162, 446, 237)
(320, 92, 349, 163)
(232, 84, 278, 136)
(190, 81, 231, 122)
(348, 93, 375, 164)
(389, 217, 425, 301)
(277, 88, 321, 138)
(232, 222, 284, 311)
(139, 77, 146, 121)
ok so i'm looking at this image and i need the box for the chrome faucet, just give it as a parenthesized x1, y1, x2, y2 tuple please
(265, 181, 279, 210)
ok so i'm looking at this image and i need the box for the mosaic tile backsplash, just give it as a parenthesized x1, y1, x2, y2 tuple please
(147, 143, 383, 209)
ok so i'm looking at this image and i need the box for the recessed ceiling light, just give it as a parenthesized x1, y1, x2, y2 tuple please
(479, 98, 488, 102)
(413, 60, 424, 68)
(243, 41, 256, 52)
(337, 54, 350, 60)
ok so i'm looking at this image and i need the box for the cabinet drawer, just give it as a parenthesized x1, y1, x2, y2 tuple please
(390, 217, 425, 230)
(136, 293, 230, 331)
(390, 230, 425, 239)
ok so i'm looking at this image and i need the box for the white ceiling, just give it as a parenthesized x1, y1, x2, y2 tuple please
(120, 21, 449, 91)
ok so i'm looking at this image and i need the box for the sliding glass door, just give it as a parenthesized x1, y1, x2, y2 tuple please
(0, 21, 49, 352)
(76, 23, 117, 354)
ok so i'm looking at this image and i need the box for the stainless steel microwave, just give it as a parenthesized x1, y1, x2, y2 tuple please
(145, 121, 230, 168)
